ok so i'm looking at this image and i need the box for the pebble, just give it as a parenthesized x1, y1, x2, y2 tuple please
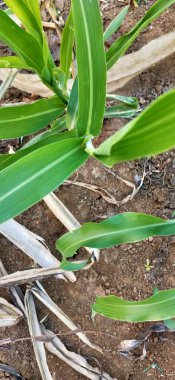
(55, 0, 64, 11)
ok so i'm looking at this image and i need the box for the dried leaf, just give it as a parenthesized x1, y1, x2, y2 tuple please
(0, 219, 76, 282)
(0, 266, 67, 288)
(25, 290, 53, 380)
(0, 297, 23, 327)
(0, 363, 25, 380)
(31, 282, 102, 352)
(43, 326, 117, 380)
(0, 260, 26, 316)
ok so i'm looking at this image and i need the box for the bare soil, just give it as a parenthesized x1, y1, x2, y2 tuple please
(1, 1, 175, 379)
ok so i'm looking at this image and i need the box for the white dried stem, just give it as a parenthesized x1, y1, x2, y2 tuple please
(0, 260, 26, 316)
(43, 326, 117, 380)
(31, 283, 102, 353)
(0, 68, 18, 100)
(0, 297, 23, 327)
(0, 266, 67, 288)
(0, 219, 76, 283)
(25, 290, 53, 380)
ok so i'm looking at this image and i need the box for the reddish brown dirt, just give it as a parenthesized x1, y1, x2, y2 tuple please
(1, 1, 175, 379)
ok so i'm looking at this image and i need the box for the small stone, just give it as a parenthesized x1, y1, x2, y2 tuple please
(139, 97, 146, 104)
(55, 0, 64, 11)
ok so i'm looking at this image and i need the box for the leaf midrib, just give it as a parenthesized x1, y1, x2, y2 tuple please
(62, 219, 175, 254)
(97, 294, 175, 310)
(0, 106, 63, 124)
(0, 145, 81, 202)
(79, 0, 93, 134)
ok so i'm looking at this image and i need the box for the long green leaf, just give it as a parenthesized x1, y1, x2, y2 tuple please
(0, 138, 88, 223)
(66, 77, 78, 130)
(103, 6, 129, 42)
(0, 130, 78, 171)
(51, 115, 66, 132)
(105, 106, 138, 119)
(60, 10, 74, 84)
(106, 0, 175, 69)
(72, 0, 106, 136)
(0, 96, 65, 139)
(92, 89, 175, 166)
(92, 290, 175, 322)
(57, 212, 175, 260)
(105, 94, 139, 119)
(20, 129, 77, 151)
(4, 0, 43, 43)
(0, 10, 44, 73)
(105, 105, 138, 119)
(0, 56, 29, 69)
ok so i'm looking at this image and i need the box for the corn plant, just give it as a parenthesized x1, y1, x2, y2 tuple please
(1, 0, 175, 323)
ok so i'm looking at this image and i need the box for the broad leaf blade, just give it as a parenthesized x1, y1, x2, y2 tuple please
(93, 89, 175, 166)
(56, 213, 175, 259)
(106, 0, 175, 69)
(4, 0, 43, 43)
(51, 115, 66, 132)
(0, 138, 88, 223)
(72, 0, 106, 136)
(0, 96, 65, 139)
(0, 130, 78, 171)
(60, 10, 74, 84)
(92, 290, 175, 322)
(0, 10, 44, 73)
(103, 6, 129, 42)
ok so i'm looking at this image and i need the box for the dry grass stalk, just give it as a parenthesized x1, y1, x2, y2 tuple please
(25, 290, 53, 380)
(0, 297, 23, 327)
(0, 219, 76, 283)
(31, 282, 102, 352)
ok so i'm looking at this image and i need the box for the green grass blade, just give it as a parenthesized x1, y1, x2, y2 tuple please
(0, 10, 44, 73)
(0, 97, 66, 139)
(0, 130, 78, 171)
(0, 56, 29, 69)
(51, 115, 66, 132)
(4, 0, 43, 43)
(66, 77, 78, 130)
(105, 105, 138, 119)
(0, 138, 88, 223)
(93, 89, 175, 166)
(60, 9, 74, 84)
(106, 0, 175, 69)
(92, 290, 175, 322)
(72, 0, 106, 136)
(106, 94, 139, 107)
(103, 6, 129, 42)
(105, 94, 139, 119)
(56, 212, 175, 259)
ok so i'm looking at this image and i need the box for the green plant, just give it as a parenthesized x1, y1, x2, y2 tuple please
(1, 0, 175, 324)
